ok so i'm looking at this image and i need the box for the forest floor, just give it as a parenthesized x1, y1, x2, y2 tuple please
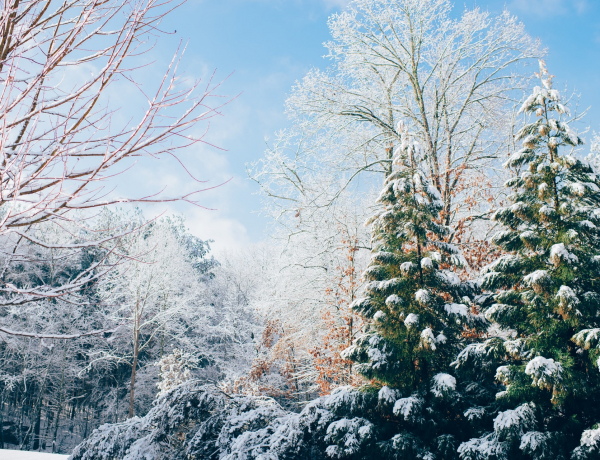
(0, 450, 68, 459)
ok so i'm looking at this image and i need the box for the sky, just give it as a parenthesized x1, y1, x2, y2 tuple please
(116, 0, 600, 254)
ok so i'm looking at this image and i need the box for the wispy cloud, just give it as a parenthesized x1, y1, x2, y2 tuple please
(509, 0, 589, 17)
(574, 0, 590, 14)
(322, 0, 350, 9)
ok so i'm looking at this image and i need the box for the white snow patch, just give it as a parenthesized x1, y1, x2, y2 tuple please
(367, 347, 388, 368)
(504, 338, 530, 359)
(511, 202, 527, 213)
(393, 396, 422, 420)
(451, 341, 491, 368)
(550, 243, 578, 266)
(438, 270, 461, 286)
(444, 303, 469, 317)
(350, 297, 371, 310)
(415, 289, 430, 304)
(378, 386, 399, 404)
(482, 254, 520, 274)
(420, 327, 436, 350)
(556, 285, 579, 308)
(520, 431, 551, 453)
(572, 328, 600, 350)
(373, 310, 386, 321)
(580, 220, 597, 229)
(523, 270, 550, 287)
(464, 406, 485, 421)
(404, 313, 419, 329)
(493, 403, 536, 436)
(525, 356, 563, 389)
(458, 433, 508, 459)
(378, 278, 401, 291)
(520, 230, 535, 241)
(495, 366, 511, 384)
(385, 294, 401, 306)
(431, 373, 456, 397)
(0, 451, 68, 460)
(571, 183, 586, 196)
(322, 386, 358, 411)
(324, 417, 374, 458)
(581, 427, 600, 447)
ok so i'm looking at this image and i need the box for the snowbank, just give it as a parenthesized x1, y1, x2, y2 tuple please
(0, 450, 68, 459)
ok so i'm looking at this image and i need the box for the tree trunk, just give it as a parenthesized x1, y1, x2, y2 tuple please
(17, 395, 26, 448)
(0, 394, 5, 449)
(31, 405, 41, 451)
(52, 350, 67, 453)
(31, 373, 50, 451)
(82, 407, 89, 440)
(42, 409, 54, 452)
(128, 313, 141, 419)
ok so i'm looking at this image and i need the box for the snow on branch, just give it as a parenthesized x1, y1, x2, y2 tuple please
(0, 326, 118, 340)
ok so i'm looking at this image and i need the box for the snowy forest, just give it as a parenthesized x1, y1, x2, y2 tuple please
(2, 0, 600, 459)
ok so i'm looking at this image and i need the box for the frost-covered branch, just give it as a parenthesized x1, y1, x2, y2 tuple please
(249, 0, 542, 244)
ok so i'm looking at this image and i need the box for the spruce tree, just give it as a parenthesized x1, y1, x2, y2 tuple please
(456, 62, 600, 460)
(341, 124, 486, 459)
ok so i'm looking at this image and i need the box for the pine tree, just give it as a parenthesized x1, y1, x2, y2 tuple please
(456, 62, 600, 460)
(341, 124, 487, 458)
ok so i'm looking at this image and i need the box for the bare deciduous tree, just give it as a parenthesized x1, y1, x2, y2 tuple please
(250, 0, 541, 244)
(0, 0, 228, 314)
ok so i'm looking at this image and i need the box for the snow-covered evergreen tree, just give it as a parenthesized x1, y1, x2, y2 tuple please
(345, 125, 481, 388)
(69, 380, 489, 460)
(335, 125, 488, 458)
(455, 62, 600, 460)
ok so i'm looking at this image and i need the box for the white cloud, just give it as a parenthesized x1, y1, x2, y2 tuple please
(186, 207, 251, 254)
(322, 0, 350, 8)
(138, 200, 251, 254)
(574, 0, 589, 13)
(509, 0, 589, 17)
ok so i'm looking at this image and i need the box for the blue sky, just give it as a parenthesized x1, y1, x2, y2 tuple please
(122, 0, 600, 253)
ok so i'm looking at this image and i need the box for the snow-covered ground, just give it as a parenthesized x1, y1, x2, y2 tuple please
(0, 450, 68, 459)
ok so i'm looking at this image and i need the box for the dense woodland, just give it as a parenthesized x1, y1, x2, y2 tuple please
(0, 213, 262, 452)
(2, 0, 600, 459)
